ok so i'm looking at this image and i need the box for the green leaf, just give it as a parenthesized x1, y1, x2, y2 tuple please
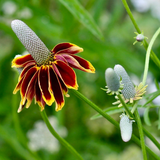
(59, 0, 103, 40)
(142, 90, 160, 107)
(144, 107, 151, 126)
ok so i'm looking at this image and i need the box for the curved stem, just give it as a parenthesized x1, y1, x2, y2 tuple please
(40, 109, 83, 160)
(135, 109, 147, 160)
(142, 28, 160, 85)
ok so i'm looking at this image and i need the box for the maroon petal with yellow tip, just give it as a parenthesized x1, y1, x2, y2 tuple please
(55, 61, 78, 89)
(49, 66, 64, 111)
(52, 43, 83, 55)
(38, 66, 55, 106)
(35, 80, 45, 111)
(12, 54, 34, 68)
(20, 67, 38, 105)
(25, 71, 38, 108)
(58, 54, 95, 73)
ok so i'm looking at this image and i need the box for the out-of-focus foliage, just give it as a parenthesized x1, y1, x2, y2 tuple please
(0, 0, 160, 159)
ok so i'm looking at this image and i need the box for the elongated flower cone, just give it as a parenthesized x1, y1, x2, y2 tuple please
(11, 20, 50, 65)
(11, 20, 95, 112)
(105, 68, 120, 92)
(114, 64, 136, 99)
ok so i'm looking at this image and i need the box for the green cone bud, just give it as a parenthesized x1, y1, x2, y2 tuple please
(114, 64, 135, 99)
(105, 68, 120, 91)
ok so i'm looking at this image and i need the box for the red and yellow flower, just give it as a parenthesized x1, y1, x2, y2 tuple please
(11, 20, 95, 112)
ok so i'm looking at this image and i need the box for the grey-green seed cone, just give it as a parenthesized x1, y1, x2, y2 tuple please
(114, 64, 135, 99)
(11, 19, 50, 65)
(105, 68, 120, 91)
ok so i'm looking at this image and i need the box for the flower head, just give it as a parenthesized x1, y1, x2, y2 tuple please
(11, 20, 95, 112)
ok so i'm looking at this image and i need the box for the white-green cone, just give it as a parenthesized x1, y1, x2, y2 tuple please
(120, 114, 134, 142)
(11, 19, 50, 65)
(114, 64, 136, 99)
(105, 68, 120, 91)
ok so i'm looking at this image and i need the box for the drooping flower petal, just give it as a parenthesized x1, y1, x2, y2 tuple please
(49, 66, 64, 111)
(52, 43, 83, 55)
(12, 54, 34, 68)
(60, 54, 95, 73)
(25, 71, 38, 108)
(18, 61, 36, 81)
(20, 67, 38, 105)
(35, 80, 45, 111)
(38, 66, 55, 106)
(54, 61, 78, 89)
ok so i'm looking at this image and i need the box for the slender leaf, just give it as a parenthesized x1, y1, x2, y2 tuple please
(158, 108, 160, 130)
(142, 90, 160, 107)
(90, 106, 133, 120)
(59, 0, 103, 40)
(144, 107, 151, 126)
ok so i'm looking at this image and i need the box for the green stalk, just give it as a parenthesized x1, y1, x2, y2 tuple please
(121, 0, 160, 68)
(142, 28, 160, 85)
(131, 103, 160, 150)
(135, 109, 147, 160)
(40, 109, 83, 160)
(117, 94, 133, 118)
(72, 90, 160, 160)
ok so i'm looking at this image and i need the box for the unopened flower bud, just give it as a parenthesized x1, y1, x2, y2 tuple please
(133, 32, 148, 45)
(114, 65, 135, 99)
(136, 34, 144, 42)
(120, 114, 134, 142)
(105, 68, 120, 92)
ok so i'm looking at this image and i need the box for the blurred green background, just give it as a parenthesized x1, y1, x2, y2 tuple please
(0, 0, 160, 159)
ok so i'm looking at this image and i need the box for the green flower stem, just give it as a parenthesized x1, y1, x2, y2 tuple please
(72, 90, 119, 128)
(142, 27, 160, 85)
(131, 102, 137, 114)
(0, 125, 37, 160)
(72, 90, 160, 160)
(135, 109, 147, 160)
(122, 0, 160, 68)
(40, 109, 83, 160)
(117, 94, 133, 118)
(121, 0, 140, 33)
(131, 102, 160, 150)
